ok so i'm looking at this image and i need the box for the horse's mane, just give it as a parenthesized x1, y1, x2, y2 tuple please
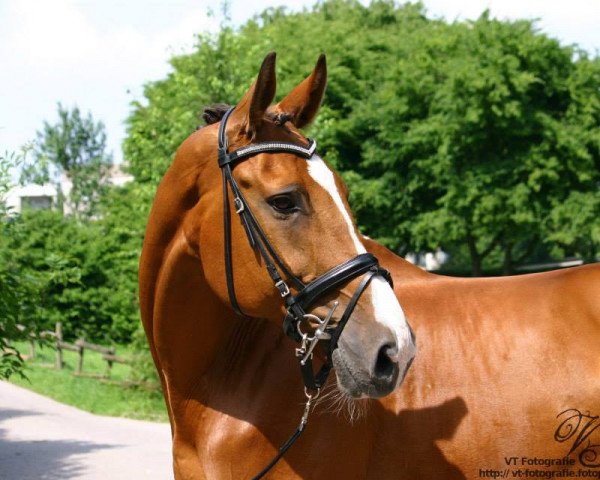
(199, 103, 294, 129)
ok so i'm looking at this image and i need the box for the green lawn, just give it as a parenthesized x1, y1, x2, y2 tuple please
(9, 342, 168, 422)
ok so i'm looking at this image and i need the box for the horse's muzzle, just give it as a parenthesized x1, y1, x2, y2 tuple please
(332, 324, 416, 398)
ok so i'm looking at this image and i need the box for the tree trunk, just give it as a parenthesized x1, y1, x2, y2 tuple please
(502, 242, 513, 275)
(467, 236, 483, 276)
(471, 258, 482, 276)
(583, 241, 597, 264)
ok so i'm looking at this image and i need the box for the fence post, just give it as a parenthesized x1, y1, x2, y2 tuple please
(55, 322, 63, 370)
(28, 340, 35, 359)
(105, 347, 115, 379)
(76, 338, 84, 375)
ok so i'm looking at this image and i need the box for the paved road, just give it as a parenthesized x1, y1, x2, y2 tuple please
(0, 381, 173, 479)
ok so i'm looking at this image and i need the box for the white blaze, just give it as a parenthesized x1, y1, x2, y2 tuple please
(306, 155, 366, 254)
(370, 277, 415, 365)
(306, 156, 415, 377)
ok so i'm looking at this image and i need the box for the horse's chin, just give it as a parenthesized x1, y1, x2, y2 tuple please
(316, 369, 370, 423)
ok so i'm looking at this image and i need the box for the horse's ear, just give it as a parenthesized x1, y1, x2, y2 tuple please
(275, 54, 327, 129)
(234, 52, 277, 138)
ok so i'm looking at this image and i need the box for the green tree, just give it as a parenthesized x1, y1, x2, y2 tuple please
(546, 191, 600, 262)
(0, 149, 42, 378)
(124, 1, 600, 275)
(543, 56, 600, 263)
(93, 182, 152, 341)
(4, 203, 145, 344)
(124, 0, 429, 183)
(348, 13, 600, 274)
(26, 104, 112, 217)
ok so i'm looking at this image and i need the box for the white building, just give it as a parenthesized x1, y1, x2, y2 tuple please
(4, 164, 133, 215)
(5, 183, 58, 213)
(405, 247, 449, 271)
(105, 164, 134, 187)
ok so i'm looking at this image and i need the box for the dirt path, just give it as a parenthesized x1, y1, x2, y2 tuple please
(0, 381, 173, 479)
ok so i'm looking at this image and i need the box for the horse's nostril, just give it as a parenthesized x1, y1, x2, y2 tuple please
(374, 343, 398, 380)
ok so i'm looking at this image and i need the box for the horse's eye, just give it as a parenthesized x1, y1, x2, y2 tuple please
(268, 195, 298, 214)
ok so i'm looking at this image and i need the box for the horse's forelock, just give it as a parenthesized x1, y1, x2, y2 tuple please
(199, 104, 295, 130)
(200, 103, 232, 128)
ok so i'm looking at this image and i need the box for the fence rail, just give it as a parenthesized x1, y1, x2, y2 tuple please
(23, 321, 128, 378)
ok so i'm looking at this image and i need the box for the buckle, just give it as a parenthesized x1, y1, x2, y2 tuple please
(234, 197, 244, 213)
(275, 280, 290, 297)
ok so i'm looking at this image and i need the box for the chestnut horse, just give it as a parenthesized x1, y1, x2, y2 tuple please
(140, 53, 600, 479)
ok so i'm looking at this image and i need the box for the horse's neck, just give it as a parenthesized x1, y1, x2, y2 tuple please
(139, 167, 237, 397)
(200, 316, 301, 409)
(141, 224, 304, 451)
(361, 237, 432, 286)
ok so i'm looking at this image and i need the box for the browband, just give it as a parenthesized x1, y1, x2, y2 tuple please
(219, 139, 317, 167)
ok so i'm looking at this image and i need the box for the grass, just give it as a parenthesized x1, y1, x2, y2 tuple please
(8, 341, 169, 422)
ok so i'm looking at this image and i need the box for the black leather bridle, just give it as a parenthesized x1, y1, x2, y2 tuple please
(217, 106, 393, 478)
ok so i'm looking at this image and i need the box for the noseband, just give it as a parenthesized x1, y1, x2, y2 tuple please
(217, 107, 392, 477)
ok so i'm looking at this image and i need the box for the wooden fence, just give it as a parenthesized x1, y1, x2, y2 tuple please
(26, 322, 128, 378)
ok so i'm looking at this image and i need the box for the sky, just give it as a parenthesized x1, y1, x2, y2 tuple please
(1, 0, 599, 165)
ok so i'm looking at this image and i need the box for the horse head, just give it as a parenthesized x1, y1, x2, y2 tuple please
(184, 52, 415, 399)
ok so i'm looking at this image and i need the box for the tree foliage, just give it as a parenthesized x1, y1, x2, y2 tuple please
(2, 122, 147, 362)
(0, 149, 44, 378)
(348, 12, 600, 274)
(124, 0, 600, 275)
(3, 185, 147, 344)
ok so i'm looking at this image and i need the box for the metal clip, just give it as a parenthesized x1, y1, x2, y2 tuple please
(234, 197, 244, 214)
(300, 387, 320, 429)
(295, 333, 308, 358)
(300, 301, 338, 366)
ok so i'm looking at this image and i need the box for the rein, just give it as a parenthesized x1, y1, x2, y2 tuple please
(217, 107, 392, 478)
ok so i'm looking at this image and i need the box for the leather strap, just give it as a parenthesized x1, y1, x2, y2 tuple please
(222, 168, 244, 316)
(298, 267, 380, 391)
(219, 139, 316, 167)
(328, 269, 379, 353)
(250, 427, 304, 480)
(293, 253, 380, 310)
